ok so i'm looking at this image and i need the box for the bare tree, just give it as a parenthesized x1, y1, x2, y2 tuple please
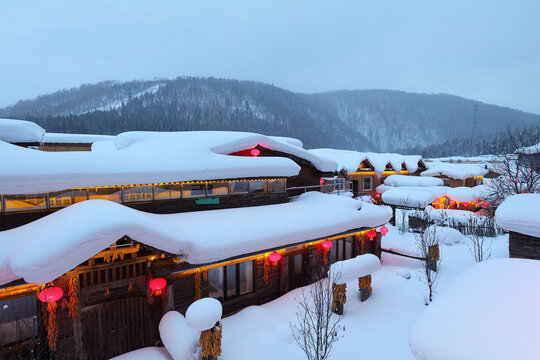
(488, 129, 540, 205)
(416, 227, 440, 304)
(290, 273, 345, 360)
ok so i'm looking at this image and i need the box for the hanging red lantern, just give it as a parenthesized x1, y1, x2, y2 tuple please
(366, 230, 377, 240)
(149, 278, 167, 296)
(463, 202, 469, 206)
(321, 240, 333, 249)
(320, 178, 325, 186)
(38, 287, 63, 303)
(379, 226, 389, 236)
(375, 193, 381, 198)
(268, 252, 282, 263)
(250, 148, 260, 157)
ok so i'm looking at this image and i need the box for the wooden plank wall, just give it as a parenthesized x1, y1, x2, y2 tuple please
(509, 231, 540, 260)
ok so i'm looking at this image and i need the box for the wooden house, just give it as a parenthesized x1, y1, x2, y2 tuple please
(421, 162, 488, 188)
(495, 194, 540, 261)
(0, 192, 390, 359)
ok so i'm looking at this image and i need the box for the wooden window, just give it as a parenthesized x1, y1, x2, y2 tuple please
(328, 237, 355, 265)
(0, 295, 38, 346)
(4, 193, 47, 212)
(249, 180, 267, 193)
(268, 179, 286, 193)
(207, 182, 229, 196)
(229, 181, 249, 194)
(154, 183, 181, 200)
(87, 186, 122, 202)
(122, 184, 153, 203)
(208, 260, 255, 301)
(182, 183, 206, 198)
(363, 177, 372, 191)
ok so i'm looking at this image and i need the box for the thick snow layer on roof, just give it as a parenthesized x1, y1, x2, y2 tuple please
(329, 254, 381, 284)
(377, 184, 484, 203)
(0, 192, 391, 286)
(409, 259, 540, 360)
(307, 149, 422, 174)
(42, 132, 114, 144)
(421, 161, 488, 180)
(516, 142, 540, 155)
(382, 189, 436, 208)
(0, 131, 338, 194)
(376, 184, 449, 198)
(0, 118, 45, 143)
(384, 175, 443, 187)
(495, 194, 540, 238)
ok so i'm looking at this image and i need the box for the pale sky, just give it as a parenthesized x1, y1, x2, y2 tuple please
(1, 0, 539, 113)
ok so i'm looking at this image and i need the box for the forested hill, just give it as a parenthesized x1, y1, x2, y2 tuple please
(1, 77, 539, 153)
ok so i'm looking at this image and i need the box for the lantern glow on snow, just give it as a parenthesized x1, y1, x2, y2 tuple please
(38, 287, 63, 303)
(149, 278, 167, 296)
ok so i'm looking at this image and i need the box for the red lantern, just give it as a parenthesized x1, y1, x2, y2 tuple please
(375, 193, 381, 198)
(250, 148, 260, 157)
(149, 278, 167, 296)
(321, 240, 333, 249)
(379, 226, 389, 236)
(320, 178, 325, 186)
(366, 230, 377, 240)
(268, 252, 282, 263)
(463, 202, 469, 206)
(38, 287, 63, 303)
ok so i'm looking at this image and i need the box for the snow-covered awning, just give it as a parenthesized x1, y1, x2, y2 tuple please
(495, 194, 540, 238)
(0, 192, 392, 286)
(0, 131, 339, 194)
(384, 175, 443, 187)
(307, 148, 423, 175)
(0, 118, 45, 143)
(421, 162, 488, 180)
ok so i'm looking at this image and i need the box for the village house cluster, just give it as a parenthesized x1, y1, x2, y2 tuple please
(0, 118, 536, 359)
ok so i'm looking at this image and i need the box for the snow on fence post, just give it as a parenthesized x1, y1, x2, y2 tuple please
(186, 298, 223, 360)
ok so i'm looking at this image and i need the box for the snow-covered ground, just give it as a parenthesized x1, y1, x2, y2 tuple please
(117, 225, 514, 360)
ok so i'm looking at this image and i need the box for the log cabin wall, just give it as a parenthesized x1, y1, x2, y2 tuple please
(509, 231, 540, 260)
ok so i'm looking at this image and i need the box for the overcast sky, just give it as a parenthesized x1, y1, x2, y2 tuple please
(1, 0, 539, 113)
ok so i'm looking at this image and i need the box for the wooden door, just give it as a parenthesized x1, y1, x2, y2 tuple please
(81, 296, 156, 360)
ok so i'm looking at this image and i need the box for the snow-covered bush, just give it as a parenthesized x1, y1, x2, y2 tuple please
(159, 311, 199, 360)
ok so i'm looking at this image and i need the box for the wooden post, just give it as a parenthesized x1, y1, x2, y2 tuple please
(427, 244, 439, 272)
(358, 275, 372, 302)
(332, 283, 346, 315)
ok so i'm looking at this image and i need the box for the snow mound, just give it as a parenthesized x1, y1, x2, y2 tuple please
(446, 187, 479, 202)
(110, 347, 172, 360)
(495, 194, 540, 238)
(329, 254, 381, 284)
(384, 175, 443, 187)
(382, 189, 436, 208)
(395, 269, 411, 279)
(0, 118, 45, 143)
(186, 298, 223, 331)
(427, 225, 463, 245)
(409, 258, 540, 360)
(159, 311, 198, 360)
(421, 162, 488, 180)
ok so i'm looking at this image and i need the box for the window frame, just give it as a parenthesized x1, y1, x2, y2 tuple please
(363, 177, 372, 191)
(208, 260, 255, 301)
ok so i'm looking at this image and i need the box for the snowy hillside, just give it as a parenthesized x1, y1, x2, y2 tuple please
(1, 77, 539, 152)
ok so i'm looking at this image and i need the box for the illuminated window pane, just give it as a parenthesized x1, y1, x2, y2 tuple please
(294, 255, 303, 276)
(154, 184, 181, 199)
(4, 194, 47, 212)
(229, 181, 249, 194)
(226, 264, 237, 298)
(87, 186, 122, 202)
(182, 183, 206, 198)
(337, 239, 344, 261)
(249, 180, 267, 193)
(49, 190, 73, 208)
(122, 185, 153, 202)
(208, 267, 224, 300)
(268, 179, 286, 193)
(239, 261, 254, 295)
(207, 182, 228, 196)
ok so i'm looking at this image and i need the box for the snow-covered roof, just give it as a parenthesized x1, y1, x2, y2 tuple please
(381, 189, 436, 208)
(377, 184, 484, 204)
(384, 175, 443, 187)
(307, 148, 423, 174)
(0, 118, 45, 143)
(0, 131, 338, 194)
(42, 132, 114, 144)
(0, 192, 392, 286)
(421, 161, 488, 180)
(516, 142, 540, 155)
(409, 259, 540, 360)
(495, 194, 540, 238)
